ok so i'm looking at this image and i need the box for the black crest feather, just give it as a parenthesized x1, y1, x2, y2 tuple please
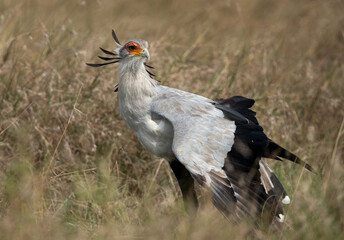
(99, 47, 117, 56)
(112, 29, 121, 45)
(87, 30, 158, 92)
(86, 61, 119, 67)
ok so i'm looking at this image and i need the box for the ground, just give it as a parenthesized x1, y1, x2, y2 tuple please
(0, 0, 343, 239)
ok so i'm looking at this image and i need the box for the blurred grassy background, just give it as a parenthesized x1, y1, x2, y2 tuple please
(0, 0, 343, 239)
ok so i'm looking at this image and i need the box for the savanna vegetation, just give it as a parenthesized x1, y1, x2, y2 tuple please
(0, 0, 343, 239)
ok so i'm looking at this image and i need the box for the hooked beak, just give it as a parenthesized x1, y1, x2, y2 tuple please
(129, 48, 150, 60)
(141, 49, 150, 60)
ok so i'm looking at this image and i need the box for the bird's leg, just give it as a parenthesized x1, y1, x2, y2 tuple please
(169, 159, 198, 216)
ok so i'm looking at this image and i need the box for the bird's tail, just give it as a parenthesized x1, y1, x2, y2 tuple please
(264, 141, 315, 173)
(208, 158, 289, 225)
(258, 159, 290, 224)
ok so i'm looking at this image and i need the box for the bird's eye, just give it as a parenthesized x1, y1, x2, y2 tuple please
(126, 42, 139, 52)
(128, 45, 136, 50)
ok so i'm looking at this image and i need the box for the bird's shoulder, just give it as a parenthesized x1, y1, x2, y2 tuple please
(151, 86, 221, 118)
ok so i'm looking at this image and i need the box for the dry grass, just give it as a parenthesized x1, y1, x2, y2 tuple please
(0, 0, 343, 239)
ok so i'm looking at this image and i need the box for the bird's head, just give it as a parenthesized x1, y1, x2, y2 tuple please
(86, 30, 156, 86)
(119, 39, 150, 61)
(87, 30, 150, 67)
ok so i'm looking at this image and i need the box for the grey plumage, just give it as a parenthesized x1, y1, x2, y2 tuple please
(87, 30, 314, 226)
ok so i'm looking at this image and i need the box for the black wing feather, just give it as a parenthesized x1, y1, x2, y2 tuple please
(214, 96, 314, 172)
(213, 96, 314, 224)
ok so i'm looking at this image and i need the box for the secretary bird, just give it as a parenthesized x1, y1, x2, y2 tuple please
(87, 30, 314, 225)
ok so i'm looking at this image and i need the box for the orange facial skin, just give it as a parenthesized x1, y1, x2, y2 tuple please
(125, 42, 144, 56)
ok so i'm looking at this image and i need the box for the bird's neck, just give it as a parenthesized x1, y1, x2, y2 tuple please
(117, 59, 159, 127)
(118, 59, 159, 101)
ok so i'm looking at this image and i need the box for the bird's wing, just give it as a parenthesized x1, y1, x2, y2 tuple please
(151, 87, 290, 223)
(151, 87, 247, 221)
(151, 86, 236, 178)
